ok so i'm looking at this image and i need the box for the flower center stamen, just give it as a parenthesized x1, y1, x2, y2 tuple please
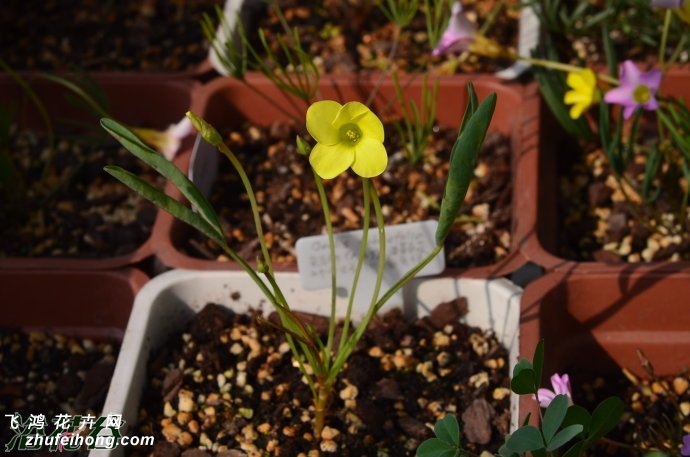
(339, 123, 362, 145)
(633, 85, 651, 104)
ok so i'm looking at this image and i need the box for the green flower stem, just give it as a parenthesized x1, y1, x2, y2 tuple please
(477, 0, 504, 36)
(373, 243, 443, 315)
(666, 33, 688, 71)
(362, 180, 387, 329)
(313, 379, 333, 438)
(311, 169, 339, 364)
(218, 242, 278, 307)
(331, 242, 443, 375)
(332, 183, 390, 376)
(337, 178, 373, 356)
(215, 142, 274, 274)
(518, 56, 619, 86)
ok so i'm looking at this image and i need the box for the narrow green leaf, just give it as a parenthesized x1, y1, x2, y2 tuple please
(588, 396, 624, 443)
(435, 90, 496, 244)
(505, 425, 544, 453)
(642, 146, 662, 203)
(456, 82, 479, 139)
(542, 394, 570, 443)
(104, 165, 227, 248)
(434, 415, 460, 446)
(101, 118, 224, 241)
(546, 424, 584, 451)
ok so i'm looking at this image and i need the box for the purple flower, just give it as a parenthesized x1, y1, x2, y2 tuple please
(536, 373, 573, 408)
(682, 433, 690, 456)
(603, 60, 662, 119)
(431, 2, 476, 56)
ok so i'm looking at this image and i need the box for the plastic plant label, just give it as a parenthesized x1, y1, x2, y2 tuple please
(295, 220, 445, 311)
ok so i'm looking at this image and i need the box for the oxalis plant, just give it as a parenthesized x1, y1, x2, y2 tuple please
(417, 340, 625, 457)
(101, 82, 496, 439)
(435, 1, 690, 250)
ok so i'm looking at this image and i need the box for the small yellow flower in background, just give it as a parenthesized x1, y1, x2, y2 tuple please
(564, 69, 601, 119)
(132, 116, 193, 160)
(306, 100, 387, 179)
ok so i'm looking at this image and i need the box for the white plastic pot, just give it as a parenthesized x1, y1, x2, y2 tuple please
(93, 270, 522, 457)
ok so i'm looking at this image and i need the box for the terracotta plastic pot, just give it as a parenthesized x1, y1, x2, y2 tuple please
(97, 269, 522, 457)
(0, 268, 148, 340)
(0, 73, 199, 270)
(155, 73, 541, 279)
(518, 266, 690, 424)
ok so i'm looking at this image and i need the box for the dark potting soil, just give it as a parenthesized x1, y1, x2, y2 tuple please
(558, 143, 690, 263)
(242, 0, 521, 75)
(179, 122, 512, 270)
(0, 128, 162, 258)
(574, 368, 690, 456)
(0, 0, 223, 72)
(128, 301, 512, 456)
(0, 329, 118, 456)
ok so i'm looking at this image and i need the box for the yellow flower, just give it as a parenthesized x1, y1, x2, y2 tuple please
(563, 69, 600, 119)
(306, 100, 387, 179)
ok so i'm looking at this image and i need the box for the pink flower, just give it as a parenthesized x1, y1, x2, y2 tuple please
(536, 373, 572, 408)
(682, 433, 690, 456)
(431, 2, 476, 56)
(603, 60, 662, 120)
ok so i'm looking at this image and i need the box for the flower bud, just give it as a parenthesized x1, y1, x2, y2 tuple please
(186, 111, 223, 147)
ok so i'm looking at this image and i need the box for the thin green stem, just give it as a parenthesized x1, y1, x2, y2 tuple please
(477, 0, 504, 36)
(333, 242, 441, 375)
(666, 34, 688, 71)
(312, 169, 338, 364)
(337, 179, 372, 355)
(331, 183, 385, 375)
(216, 142, 274, 274)
(218, 243, 277, 306)
(364, 181, 386, 324)
(517, 56, 619, 85)
(372, 244, 442, 315)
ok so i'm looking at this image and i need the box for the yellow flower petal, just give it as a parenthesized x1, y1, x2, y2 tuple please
(563, 69, 599, 119)
(309, 143, 355, 179)
(355, 110, 384, 142)
(351, 138, 388, 178)
(306, 100, 342, 145)
(564, 90, 588, 104)
(568, 103, 586, 120)
(306, 99, 387, 179)
(332, 101, 370, 129)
